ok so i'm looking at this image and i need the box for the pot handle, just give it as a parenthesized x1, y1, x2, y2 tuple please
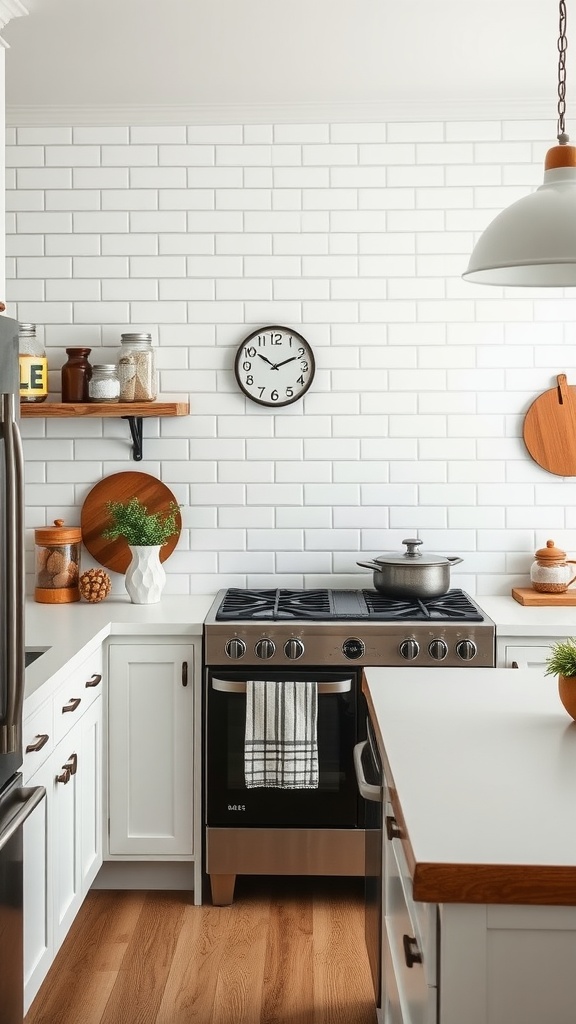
(446, 556, 463, 566)
(356, 561, 381, 571)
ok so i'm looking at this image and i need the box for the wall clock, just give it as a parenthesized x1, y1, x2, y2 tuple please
(234, 325, 315, 407)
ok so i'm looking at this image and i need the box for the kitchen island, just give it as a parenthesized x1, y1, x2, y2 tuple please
(363, 665, 576, 1024)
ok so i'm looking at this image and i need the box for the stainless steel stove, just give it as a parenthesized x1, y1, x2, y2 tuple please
(204, 587, 496, 669)
(203, 587, 495, 906)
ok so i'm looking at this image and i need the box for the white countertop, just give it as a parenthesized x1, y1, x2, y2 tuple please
(364, 665, 576, 904)
(477, 594, 576, 635)
(24, 593, 215, 706)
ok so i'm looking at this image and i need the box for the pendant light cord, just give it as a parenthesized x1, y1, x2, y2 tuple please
(558, 0, 569, 143)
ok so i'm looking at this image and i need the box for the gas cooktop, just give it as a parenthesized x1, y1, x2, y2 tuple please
(214, 587, 485, 623)
(204, 588, 495, 668)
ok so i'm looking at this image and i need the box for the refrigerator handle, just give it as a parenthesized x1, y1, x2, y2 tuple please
(0, 393, 25, 753)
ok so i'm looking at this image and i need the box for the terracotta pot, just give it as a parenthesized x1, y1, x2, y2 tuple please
(558, 674, 576, 720)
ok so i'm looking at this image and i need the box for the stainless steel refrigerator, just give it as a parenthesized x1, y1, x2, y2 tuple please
(0, 314, 45, 1024)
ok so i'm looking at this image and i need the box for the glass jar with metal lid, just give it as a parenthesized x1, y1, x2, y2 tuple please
(34, 519, 81, 603)
(118, 332, 157, 402)
(19, 323, 48, 403)
(88, 364, 120, 403)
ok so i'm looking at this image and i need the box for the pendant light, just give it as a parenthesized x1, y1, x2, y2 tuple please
(463, 0, 576, 287)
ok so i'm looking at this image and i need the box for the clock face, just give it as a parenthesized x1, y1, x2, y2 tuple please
(234, 326, 315, 407)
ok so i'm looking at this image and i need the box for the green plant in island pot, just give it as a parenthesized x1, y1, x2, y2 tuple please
(102, 496, 180, 604)
(544, 637, 576, 721)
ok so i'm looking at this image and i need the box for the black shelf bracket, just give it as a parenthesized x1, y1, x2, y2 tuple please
(122, 415, 144, 461)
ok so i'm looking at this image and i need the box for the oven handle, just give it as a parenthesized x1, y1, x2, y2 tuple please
(353, 740, 382, 803)
(211, 677, 353, 695)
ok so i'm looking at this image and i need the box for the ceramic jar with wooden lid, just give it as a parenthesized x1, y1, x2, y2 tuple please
(34, 519, 81, 603)
(530, 539, 576, 593)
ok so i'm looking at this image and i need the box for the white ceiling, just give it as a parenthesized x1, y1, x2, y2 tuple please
(2, 0, 570, 121)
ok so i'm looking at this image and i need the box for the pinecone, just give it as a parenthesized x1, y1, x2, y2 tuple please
(79, 568, 112, 603)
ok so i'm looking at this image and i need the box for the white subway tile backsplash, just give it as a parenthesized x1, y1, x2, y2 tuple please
(7, 114, 573, 596)
(216, 145, 271, 166)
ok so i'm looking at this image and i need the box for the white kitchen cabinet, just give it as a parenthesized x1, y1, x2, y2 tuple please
(366, 666, 576, 1024)
(497, 640, 553, 668)
(53, 697, 103, 949)
(107, 641, 196, 860)
(23, 649, 104, 1014)
(23, 754, 53, 1013)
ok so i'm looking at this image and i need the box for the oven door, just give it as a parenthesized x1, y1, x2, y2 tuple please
(205, 667, 360, 828)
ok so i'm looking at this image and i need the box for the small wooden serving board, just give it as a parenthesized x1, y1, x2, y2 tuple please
(523, 373, 576, 476)
(512, 587, 576, 606)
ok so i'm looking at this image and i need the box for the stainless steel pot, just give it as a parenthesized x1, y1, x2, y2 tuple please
(357, 538, 463, 599)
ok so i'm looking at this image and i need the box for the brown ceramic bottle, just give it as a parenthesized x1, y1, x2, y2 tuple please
(61, 347, 92, 402)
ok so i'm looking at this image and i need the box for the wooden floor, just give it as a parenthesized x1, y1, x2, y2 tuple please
(25, 877, 378, 1024)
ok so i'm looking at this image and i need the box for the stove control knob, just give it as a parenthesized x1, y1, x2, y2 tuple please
(342, 637, 365, 660)
(399, 638, 420, 661)
(255, 638, 276, 660)
(456, 638, 477, 661)
(225, 637, 246, 660)
(284, 638, 305, 661)
(428, 638, 448, 661)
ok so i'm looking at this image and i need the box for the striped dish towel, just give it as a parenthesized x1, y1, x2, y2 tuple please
(244, 680, 319, 789)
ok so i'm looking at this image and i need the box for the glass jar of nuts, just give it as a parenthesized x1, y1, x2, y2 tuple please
(34, 519, 81, 603)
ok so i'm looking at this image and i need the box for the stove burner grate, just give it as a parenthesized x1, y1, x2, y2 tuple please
(215, 587, 484, 623)
(362, 589, 484, 621)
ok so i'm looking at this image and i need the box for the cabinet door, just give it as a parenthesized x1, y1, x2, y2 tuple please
(52, 728, 82, 949)
(108, 644, 194, 857)
(502, 645, 551, 669)
(79, 697, 103, 892)
(52, 695, 103, 949)
(23, 758, 53, 1015)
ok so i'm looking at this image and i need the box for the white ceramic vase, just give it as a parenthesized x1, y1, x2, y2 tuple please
(125, 545, 166, 604)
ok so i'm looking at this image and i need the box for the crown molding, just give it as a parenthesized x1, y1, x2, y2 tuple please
(5, 97, 555, 127)
(0, 0, 27, 48)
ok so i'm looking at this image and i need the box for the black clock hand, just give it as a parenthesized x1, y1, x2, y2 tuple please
(274, 356, 298, 369)
(257, 353, 276, 367)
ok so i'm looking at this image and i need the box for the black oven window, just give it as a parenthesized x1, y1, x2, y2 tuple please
(206, 672, 360, 828)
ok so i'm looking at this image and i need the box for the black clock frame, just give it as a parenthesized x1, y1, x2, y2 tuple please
(233, 325, 315, 408)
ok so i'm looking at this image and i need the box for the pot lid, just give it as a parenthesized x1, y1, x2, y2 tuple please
(372, 538, 453, 567)
(534, 538, 567, 562)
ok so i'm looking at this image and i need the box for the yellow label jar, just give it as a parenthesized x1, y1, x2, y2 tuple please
(19, 323, 48, 402)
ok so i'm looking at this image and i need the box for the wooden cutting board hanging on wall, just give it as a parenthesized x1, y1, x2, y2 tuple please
(81, 472, 181, 574)
(523, 374, 576, 476)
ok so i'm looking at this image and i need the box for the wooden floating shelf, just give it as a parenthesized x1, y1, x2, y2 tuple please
(20, 395, 190, 461)
(20, 396, 189, 419)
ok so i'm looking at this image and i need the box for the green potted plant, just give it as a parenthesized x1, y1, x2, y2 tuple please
(544, 637, 576, 720)
(102, 497, 181, 604)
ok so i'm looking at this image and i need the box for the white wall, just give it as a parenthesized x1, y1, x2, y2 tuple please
(6, 116, 576, 598)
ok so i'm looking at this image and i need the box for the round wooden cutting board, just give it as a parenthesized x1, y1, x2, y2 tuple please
(81, 472, 181, 574)
(523, 374, 576, 477)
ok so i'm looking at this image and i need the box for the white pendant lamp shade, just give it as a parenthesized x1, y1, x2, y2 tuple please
(463, 145, 576, 286)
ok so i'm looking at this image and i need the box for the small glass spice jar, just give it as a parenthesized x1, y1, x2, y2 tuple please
(118, 333, 157, 401)
(530, 539, 576, 593)
(61, 347, 92, 402)
(34, 519, 81, 603)
(88, 364, 120, 403)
